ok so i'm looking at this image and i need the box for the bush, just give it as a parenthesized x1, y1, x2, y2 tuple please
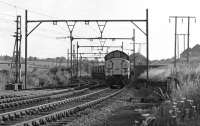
(38, 66, 71, 88)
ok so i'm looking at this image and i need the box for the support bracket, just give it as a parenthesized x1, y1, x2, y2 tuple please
(66, 21, 76, 33)
(27, 22, 42, 36)
(131, 21, 146, 36)
(97, 21, 107, 37)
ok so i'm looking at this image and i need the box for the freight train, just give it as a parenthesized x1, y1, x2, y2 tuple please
(91, 50, 130, 88)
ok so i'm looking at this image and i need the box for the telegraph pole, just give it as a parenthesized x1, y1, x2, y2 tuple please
(73, 44, 76, 77)
(177, 35, 179, 59)
(169, 16, 196, 65)
(174, 17, 177, 68)
(70, 31, 73, 80)
(176, 34, 187, 52)
(146, 9, 149, 82)
(132, 29, 136, 78)
(80, 55, 82, 77)
(175, 34, 187, 60)
(184, 34, 186, 51)
(25, 10, 28, 89)
(67, 49, 70, 67)
(187, 17, 190, 63)
(76, 42, 79, 77)
(121, 42, 124, 51)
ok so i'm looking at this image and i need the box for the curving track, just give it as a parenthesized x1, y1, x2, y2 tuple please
(0, 83, 103, 113)
(0, 88, 73, 104)
(0, 88, 90, 114)
(0, 87, 122, 126)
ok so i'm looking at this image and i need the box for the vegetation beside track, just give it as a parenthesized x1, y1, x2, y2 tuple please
(143, 63, 200, 126)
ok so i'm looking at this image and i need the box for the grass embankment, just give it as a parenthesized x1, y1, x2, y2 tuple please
(147, 64, 200, 126)
(0, 70, 9, 90)
(26, 66, 71, 88)
(139, 65, 172, 81)
(0, 66, 71, 89)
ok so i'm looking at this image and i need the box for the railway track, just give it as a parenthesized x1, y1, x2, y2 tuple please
(0, 88, 122, 126)
(0, 88, 73, 104)
(0, 80, 103, 113)
(0, 79, 96, 104)
(0, 88, 89, 113)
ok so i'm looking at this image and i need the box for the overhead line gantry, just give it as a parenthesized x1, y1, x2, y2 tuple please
(24, 9, 149, 89)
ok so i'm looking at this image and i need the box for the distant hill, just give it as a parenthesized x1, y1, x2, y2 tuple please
(151, 58, 173, 65)
(181, 44, 200, 58)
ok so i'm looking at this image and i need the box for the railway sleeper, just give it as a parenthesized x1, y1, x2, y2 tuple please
(29, 110, 37, 115)
(25, 110, 32, 115)
(55, 114, 61, 120)
(20, 111, 26, 116)
(49, 104, 56, 109)
(2, 115, 9, 121)
(32, 121, 40, 126)
(8, 114, 15, 121)
(14, 113, 20, 118)
(13, 102, 18, 107)
(42, 107, 49, 112)
(46, 107, 52, 112)
(39, 118, 46, 125)
(50, 115, 56, 122)
(45, 117, 51, 123)
(54, 114, 61, 121)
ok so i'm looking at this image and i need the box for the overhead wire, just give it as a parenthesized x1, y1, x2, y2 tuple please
(0, 0, 116, 58)
(0, 0, 72, 60)
(0, 17, 14, 23)
(0, 0, 56, 18)
(0, 12, 15, 17)
(0, 0, 102, 39)
(0, 0, 71, 39)
(32, 32, 59, 39)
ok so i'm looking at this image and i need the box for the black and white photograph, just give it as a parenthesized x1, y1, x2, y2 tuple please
(0, 0, 200, 126)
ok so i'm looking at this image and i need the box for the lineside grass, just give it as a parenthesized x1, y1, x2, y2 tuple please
(139, 65, 172, 81)
(151, 63, 200, 126)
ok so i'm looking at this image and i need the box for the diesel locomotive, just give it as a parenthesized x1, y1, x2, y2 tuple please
(91, 50, 130, 88)
(105, 50, 130, 88)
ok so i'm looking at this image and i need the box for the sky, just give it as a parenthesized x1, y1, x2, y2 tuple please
(0, 0, 200, 60)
